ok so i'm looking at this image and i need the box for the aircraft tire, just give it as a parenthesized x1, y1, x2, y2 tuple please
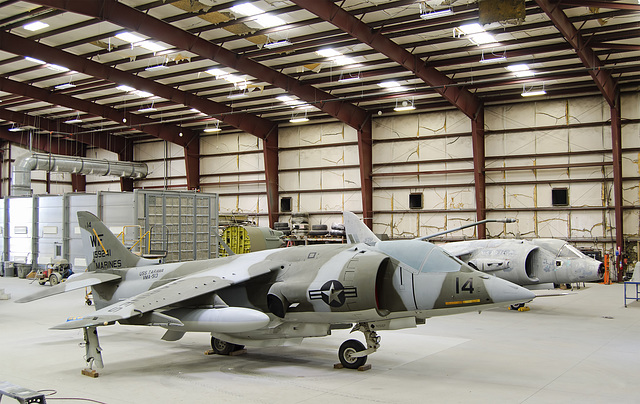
(339, 339, 367, 369)
(211, 337, 236, 355)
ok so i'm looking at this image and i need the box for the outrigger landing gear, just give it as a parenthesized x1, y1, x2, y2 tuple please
(337, 322, 380, 370)
(509, 303, 530, 312)
(81, 326, 103, 377)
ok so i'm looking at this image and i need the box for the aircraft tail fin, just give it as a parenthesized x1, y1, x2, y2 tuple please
(77, 211, 160, 271)
(343, 211, 380, 245)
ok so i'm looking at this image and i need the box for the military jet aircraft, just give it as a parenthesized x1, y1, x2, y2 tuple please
(18, 211, 534, 371)
(439, 238, 604, 290)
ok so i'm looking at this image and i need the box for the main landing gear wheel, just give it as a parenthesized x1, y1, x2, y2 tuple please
(338, 339, 367, 369)
(210, 337, 243, 355)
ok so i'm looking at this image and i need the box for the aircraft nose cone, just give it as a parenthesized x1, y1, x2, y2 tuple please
(484, 276, 535, 305)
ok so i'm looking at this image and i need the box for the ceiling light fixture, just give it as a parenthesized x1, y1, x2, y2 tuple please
(338, 71, 361, 82)
(55, 82, 76, 90)
(394, 98, 416, 112)
(25, 56, 45, 64)
(480, 49, 507, 64)
(255, 14, 285, 28)
(316, 48, 341, 58)
(231, 2, 263, 16)
(290, 110, 309, 123)
(507, 64, 534, 77)
(117, 85, 135, 92)
(521, 83, 546, 97)
(138, 41, 167, 52)
(134, 90, 153, 97)
(264, 39, 292, 49)
(145, 64, 168, 72)
(203, 120, 221, 133)
(116, 32, 144, 43)
(454, 22, 497, 45)
(137, 101, 157, 113)
(64, 114, 82, 124)
(47, 64, 69, 72)
(23, 21, 49, 31)
(419, 3, 453, 20)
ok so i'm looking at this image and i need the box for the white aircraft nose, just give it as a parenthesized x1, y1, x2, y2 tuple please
(484, 276, 535, 305)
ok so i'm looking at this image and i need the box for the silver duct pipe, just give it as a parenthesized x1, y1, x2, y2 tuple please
(12, 152, 148, 196)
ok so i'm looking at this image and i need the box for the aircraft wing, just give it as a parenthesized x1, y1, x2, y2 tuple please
(52, 264, 278, 330)
(439, 241, 482, 258)
(15, 272, 121, 303)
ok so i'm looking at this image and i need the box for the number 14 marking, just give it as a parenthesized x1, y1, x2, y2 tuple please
(455, 277, 475, 294)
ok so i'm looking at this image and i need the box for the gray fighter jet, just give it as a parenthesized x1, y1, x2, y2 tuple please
(18, 211, 534, 371)
(439, 239, 604, 289)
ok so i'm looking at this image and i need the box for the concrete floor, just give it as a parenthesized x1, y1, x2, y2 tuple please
(0, 276, 638, 404)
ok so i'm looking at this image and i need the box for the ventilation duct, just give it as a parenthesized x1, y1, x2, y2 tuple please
(12, 152, 148, 196)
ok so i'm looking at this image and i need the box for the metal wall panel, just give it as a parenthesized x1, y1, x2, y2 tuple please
(8, 197, 33, 264)
(65, 193, 98, 270)
(36, 195, 64, 266)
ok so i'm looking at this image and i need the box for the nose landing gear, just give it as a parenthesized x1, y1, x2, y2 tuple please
(337, 322, 380, 370)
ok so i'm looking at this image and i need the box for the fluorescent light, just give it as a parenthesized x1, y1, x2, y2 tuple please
(206, 68, 226, 77)
(117, 85, 135, 92)
(203, 127, 221, 133)
(458, 23, 484, 35)
(506, 64, 529, 72)
(521, 90, 546, 97)
(316, 48, 341, 58)
(264, 39, 291, 49)
(333, 56, 357, 66)
(64, 118, 82, 124)
(378, 81, 401, 88)
(190, 108, 201, 113)
(25, 56, 45, 64)
(8, 127, 24, 132)
(55, 83, 76, 90)
(420, 9, 453, 20)
(277, 95, 294, 102)
(139, 41, 167, 52)
(116, 32, 144, 43)
(145, 64, 168, 72)
(394, 105, 415, 112)
(514, 70, 534, 78)
(255, 14, 285, 28)
(47, 64, 69, 72)
(480, 56, 506, 64)
(231, 3, 262, 16)
(137, 107, 157, 113)
(24, 21, 49, 31)
(289, 117, 309, 123)
(224, 74, 244, 83)
(134, 90, 153, 97)
(468, 32, 497, 45)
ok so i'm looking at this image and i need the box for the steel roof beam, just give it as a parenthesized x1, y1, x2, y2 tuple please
(535, 0, 618, 107)
(26, 0, 370, 130)
(291, 0, 483, 120)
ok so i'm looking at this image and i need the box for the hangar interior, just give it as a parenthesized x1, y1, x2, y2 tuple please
(0, 0, 639, 402)
(1, 0, 639, 271)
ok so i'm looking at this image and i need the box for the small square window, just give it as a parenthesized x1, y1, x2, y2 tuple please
(280, 197, 292, 212)
(552, 188, 568, 206)
(409, 193, 423, 209)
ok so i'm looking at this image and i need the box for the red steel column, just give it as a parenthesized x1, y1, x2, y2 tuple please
(262, 127, 279, 228)
(472, 109, 486, 239)
(610, 95, 624, 280)
(358, 118, 373, 229)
